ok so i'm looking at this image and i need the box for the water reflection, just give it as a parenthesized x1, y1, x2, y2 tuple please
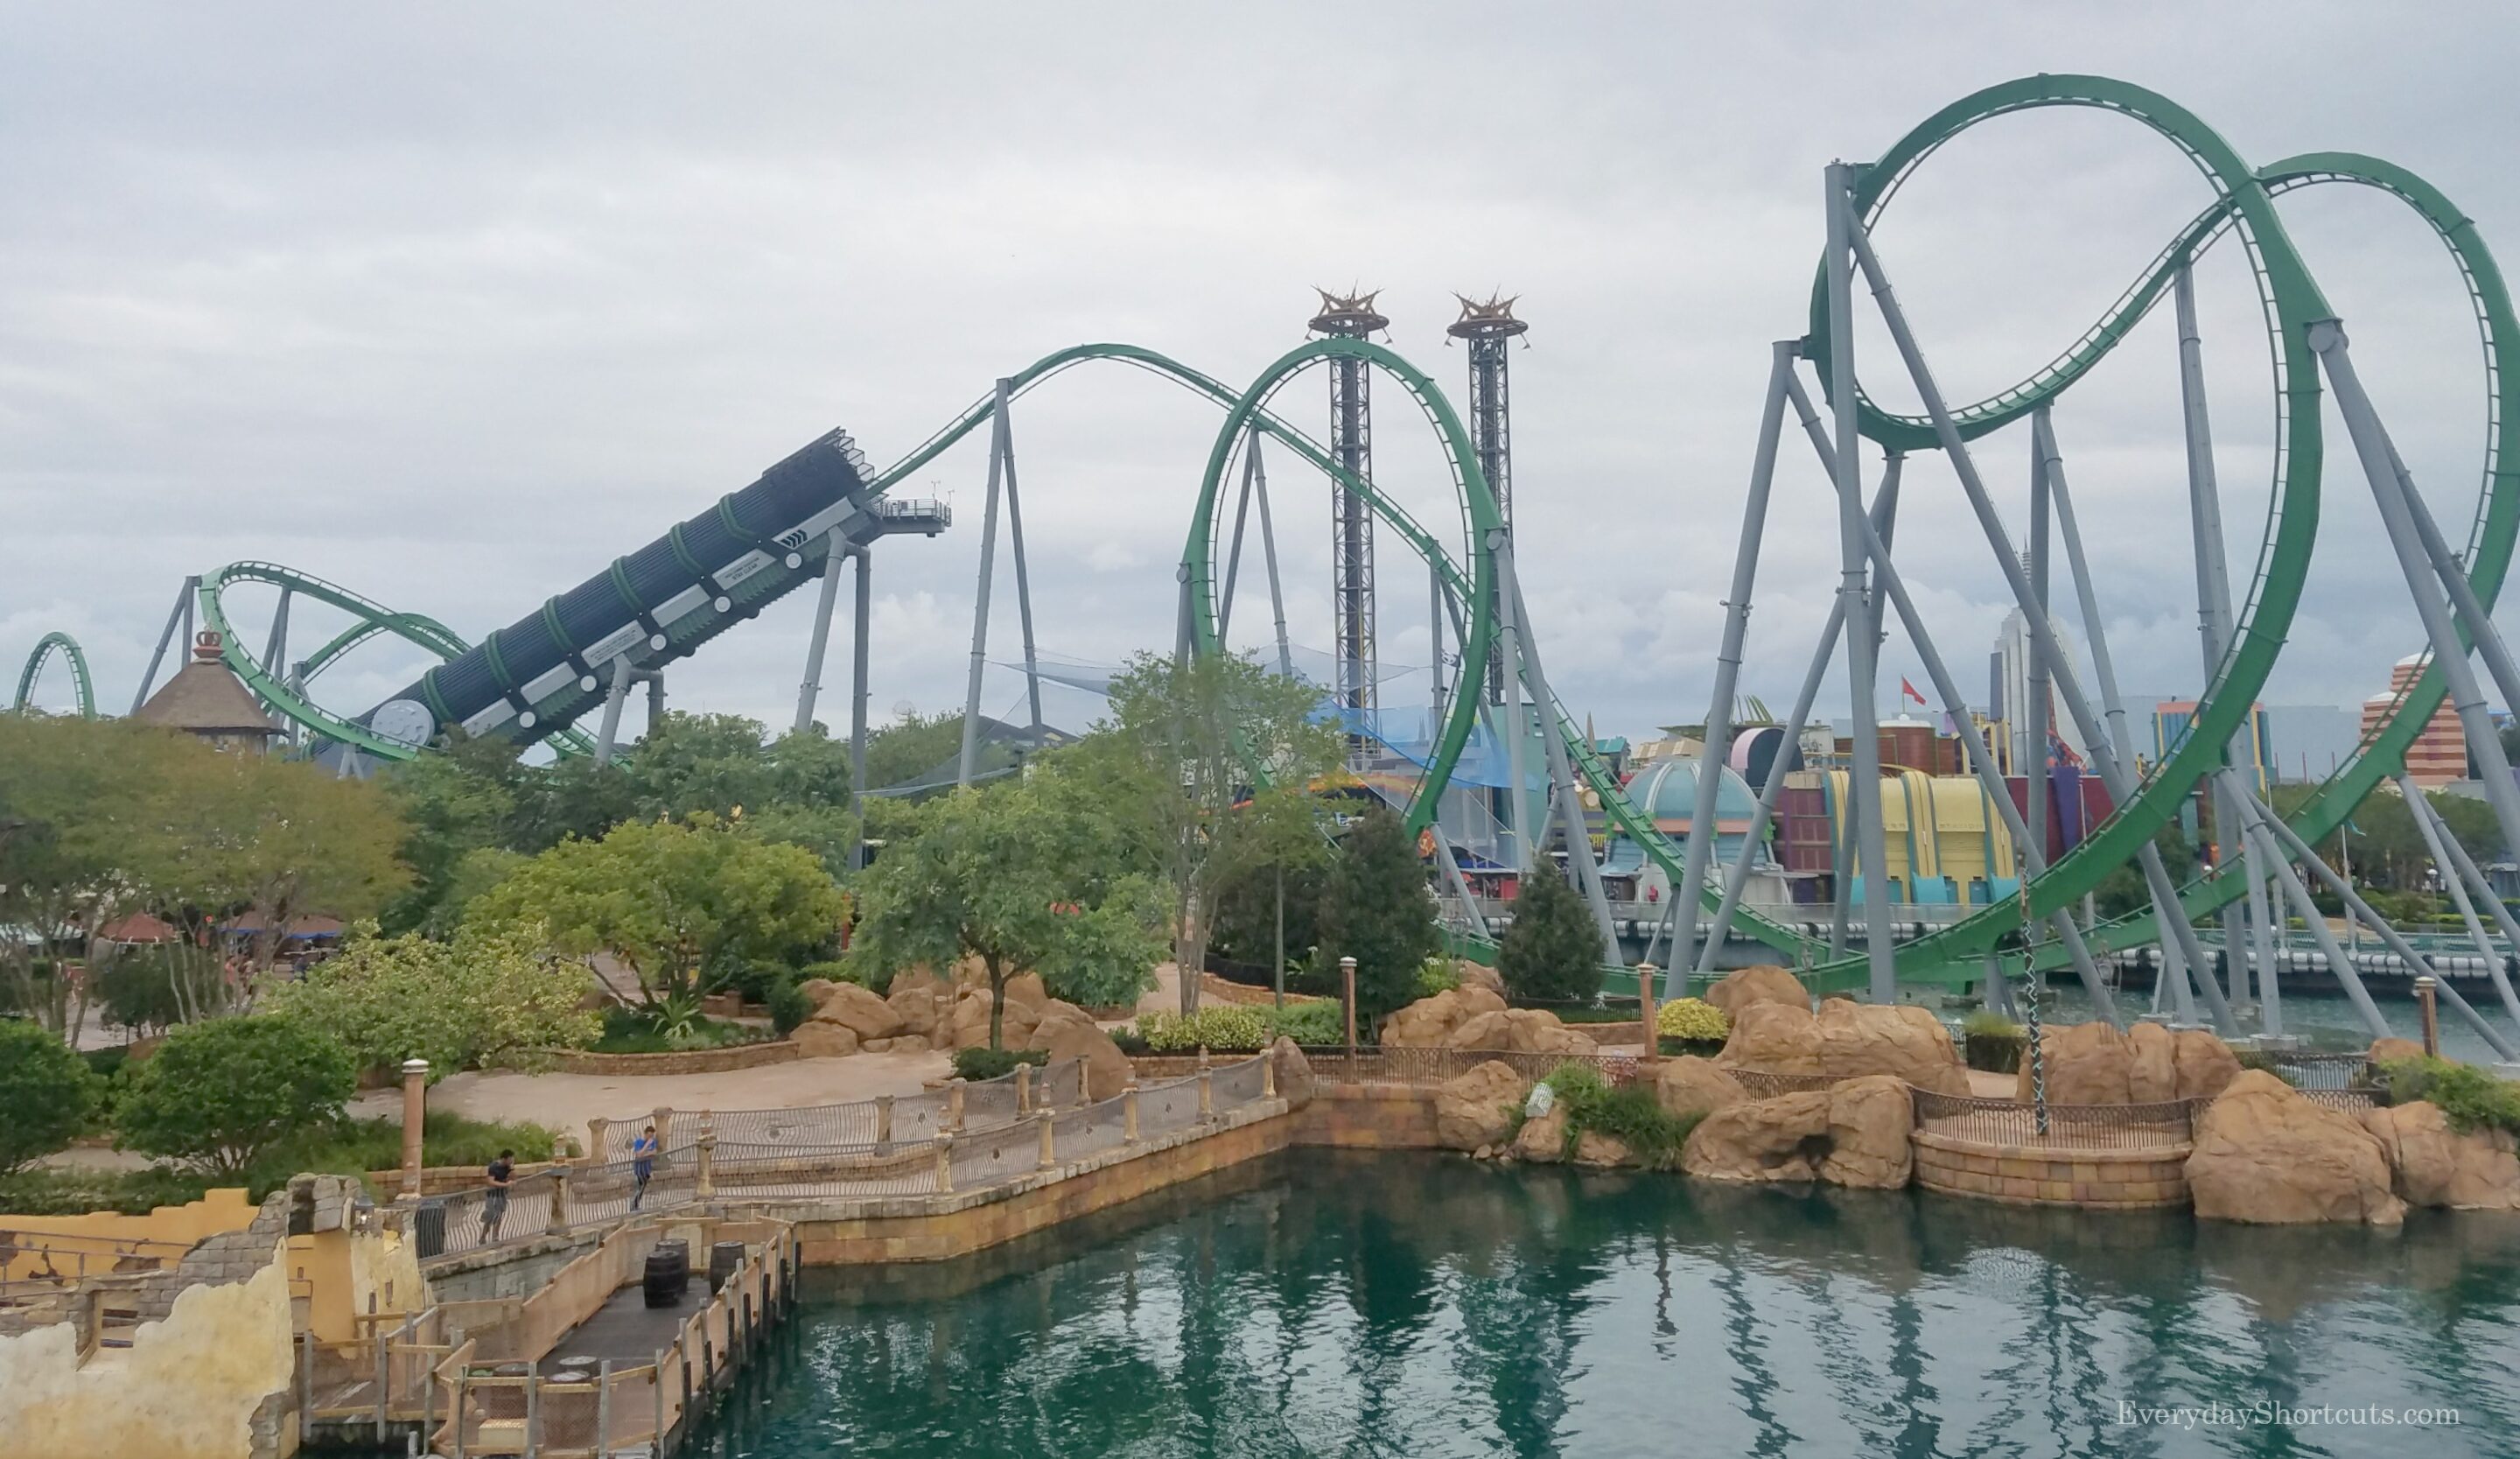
(704, 1152, 2520, 1458)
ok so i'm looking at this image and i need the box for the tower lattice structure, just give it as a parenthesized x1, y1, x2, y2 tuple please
(1449, 293, 1527, 705)
(1310, 290, 1390, 720)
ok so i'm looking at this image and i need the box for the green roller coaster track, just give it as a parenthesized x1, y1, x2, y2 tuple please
(16, 74, 2504, 996)
(12, 632, 94, 718)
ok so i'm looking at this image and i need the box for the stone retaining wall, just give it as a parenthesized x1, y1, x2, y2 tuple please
(1911, 1130, 2192, 1210)
(542, 1040, 801, 1077)
(1293, 1083, 1443, 1149)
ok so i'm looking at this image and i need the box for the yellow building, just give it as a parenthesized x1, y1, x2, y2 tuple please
(1826, 768, 2016, 904)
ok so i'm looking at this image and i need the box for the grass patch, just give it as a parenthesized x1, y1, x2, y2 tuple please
(1541, 1062, 1704, 1168)
(592, 1007, 774, 1055)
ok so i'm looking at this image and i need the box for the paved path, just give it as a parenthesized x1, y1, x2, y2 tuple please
(349, 1049, 952, 1147)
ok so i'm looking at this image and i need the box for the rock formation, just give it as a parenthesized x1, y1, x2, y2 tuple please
(1705, 964, 1809, 1018)
(1713, 1001, 1825, 1074)
(1380, 986, 1508, 1048)
(1714, 998, 1968, 1093)
(1436, 1060, 1530, 1152)
(1269, 1037, 1315, 1111)
(1654, 1056, 1747, 1122)
(2016, 1021, 2239, 1105)
(2358, 1100, 2520, 1210)
(1511, 1108, 1567, 1163)
(1442, 1008, 1598, 1056)
(1679, 1077, 1915, 1188)
(2186, 1070, 2404, 1225)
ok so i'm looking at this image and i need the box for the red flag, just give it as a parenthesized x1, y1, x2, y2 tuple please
(1900, 677, 1928, 707)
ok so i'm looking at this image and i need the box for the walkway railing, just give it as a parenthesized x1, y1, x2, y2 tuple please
(416, 1056, 1278, 1263)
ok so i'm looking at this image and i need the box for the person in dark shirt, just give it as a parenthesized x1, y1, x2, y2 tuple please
(481, 1150, 515, 1240)
(629, 1125, 659, 1210)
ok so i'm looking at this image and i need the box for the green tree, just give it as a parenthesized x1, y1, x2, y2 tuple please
(1315, 807, 1443, 1029)
(264, 920, 599, 1077)
(116, 1016, 357, 1176)
(1090, 652, 1344, 1014)
(0, 1018, 102, 1174)
(846, 782, 1166, 1047)
(1496, 868, 1606, 1002)
(468, 813, 844, 1006)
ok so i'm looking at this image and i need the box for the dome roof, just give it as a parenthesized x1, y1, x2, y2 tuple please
(1621, 756, 1760, 825)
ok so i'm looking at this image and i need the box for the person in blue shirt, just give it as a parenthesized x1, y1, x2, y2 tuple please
(630, 1125, 660, 1210)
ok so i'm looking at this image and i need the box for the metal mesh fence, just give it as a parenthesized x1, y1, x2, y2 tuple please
(1212, 1055, 1267, 1106)
(948, 1123, 1043, 1190)
(2245, 1050, 2380, 1091)
(890, 1089, 955, 1143)
(1051, 1101, 1128, 1162)
(1729, 1069, 1847, 1098)
(1039, 1057, 1086, 1108)
(961, 1078, 1021, 1129)
(564, 1155, 699, 1227)
(1910, 1089, 2199, 1151)
(425, 1169, 562, 1259)
(1136, 1077, 1204, 1134)
(711, 1140, 942, 1200)
(709, 1101, 878, 1148)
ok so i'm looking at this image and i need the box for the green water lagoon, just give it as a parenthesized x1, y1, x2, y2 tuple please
(700, 1151, 2520, 1457)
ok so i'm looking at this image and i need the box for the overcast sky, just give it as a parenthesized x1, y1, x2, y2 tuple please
(8, 3, 2520, 767)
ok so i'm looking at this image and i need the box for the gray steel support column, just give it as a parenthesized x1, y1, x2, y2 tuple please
(1433, 831, 1490, 941)
(1702, 412, 1914, 974)
(1825, 162, 1897, 1002)
(2174, 267, 2254, 1008)
(1671, 341, 1799, 995)
(1847, 456, 2116, 1020)
(2230, 792, 2284, 1038)
(1497, 535, 1618, 950)
(646, 671, 664, 726)
(1502, 614, 1531, 874)
(1217, 438, 1259, 642)
(1247, 438, 1295, 678)
(2245, 789, 2518, 1059)
(594, 657, 634, 768)
(850, 546, 872, 872)
(2026, 427, 2054, 939)
(957, 381, 1012, 786)
(2406, 773, 2520, 1030)
(1430, 560, 1446, 719)
(262, 586, 293, 681)
(794, 527, 850, 735)
(2382, 424, 2520, 775)
(2239, 796, 2389, 1038)
(2043, 410, 2206, 1021)
(2313, 325, 2520, 892)
(1844, 214, 2231, 1031)
(997, 384, 1044, 739)
(133, 575, 200, 714)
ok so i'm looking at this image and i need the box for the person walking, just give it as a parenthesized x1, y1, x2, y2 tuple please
(629, 1124, 660, 1211)
(480, 1149, 515, 1241)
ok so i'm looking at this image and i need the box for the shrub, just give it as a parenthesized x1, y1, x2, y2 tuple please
(2374, 1056, 2520, 1136)
(116, 1016, 357, 1176)
(798, 958, 878, 991)
(263, 921, 598, 1077)
(1540, 1062, 1702, 1168)
(1497, 872, 1605, 1003)
(0, 1166, 213, 1217)
(1266, 1000, 1346, 1047)
(952, 1046, 1049, 1082)
(1961, 1010, 2027, 1074)
(1412, 957, 1460, 1001)
(248, 1112, 559, 1197)
(0, 1019, 102, 1174)
(766, 977, 816, 1035)
(593, 1004, 773, 1055)
(1137, 1006, 1270, 1053)
(1656, 998, 1729, 1044)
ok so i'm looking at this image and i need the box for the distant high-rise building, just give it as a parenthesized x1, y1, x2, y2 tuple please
(2152, 699, 2272, 795)
(1992, 608, 2087, 776)
(2362, 651, 2468, 787)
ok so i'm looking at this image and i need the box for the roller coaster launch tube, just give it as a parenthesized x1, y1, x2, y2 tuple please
(367, 427, 874, 749)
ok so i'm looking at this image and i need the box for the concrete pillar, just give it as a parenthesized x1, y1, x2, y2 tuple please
(545, 1169, 570, 1236)
(1015, 1062, 1033, 1114)
(1341, 957, 1359, 1060)
(933, 1134, 954, 1194)
(694, 1119, 716, 1200)
(1036, 1111, 1055, 1168)
(1637, 964, 1659, 1066)
(2416, 975, 2440, 1058)
(1197, 1067, 1214, 1119)
(1124, 1083, 1141, 1143)
(399, 1059, 429, 1201)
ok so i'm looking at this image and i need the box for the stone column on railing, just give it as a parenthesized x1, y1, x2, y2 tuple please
(1016, 1061, 1033, 1114)
(947, 1079, 966, 1133)
(584, 1116, 610, 1168)
(399, 1059, 429, 1201)
(652, 1106, 676, 1155)
(1198, 1065, 1214, 1120)
(1036, 1110, 1056, 1168)
(874, 1094, 894, 1147)
(1262, 1051, 1277, 1098)
(933, 1133, 954, 1194)
(694, 1115, 717, 1200)
(1341, 957, 1359, 1061)
(2415, 974, 2440, 1056)
(546, 1168, 570, 1236)
(1637, 963, 1660, 1067)
(1123, 1081, 1141, 1143)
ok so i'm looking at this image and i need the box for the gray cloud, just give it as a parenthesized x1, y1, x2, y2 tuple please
(7, 1, 2520, 761)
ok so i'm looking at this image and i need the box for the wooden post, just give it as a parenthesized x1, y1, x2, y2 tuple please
(399, 1059, 429, 1201)
(523, 1358, 540, 1458)
(1637, 962, 1659, 1066)
(1016, 1061, 1033, 1114)
(595, 1359, 612, 1457)
(1340, 957, 1358, 1064)
(652, 1349, 667, 1453)
(2415, 974, 2440, 1057)
(874, 1093, 894, 1146)
(452, 1369, 468, 1459)
(1123, 1082, 1140, 1143)
(934, 1133, 954, 1193)
(1037, 1110, 1056, 1168)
